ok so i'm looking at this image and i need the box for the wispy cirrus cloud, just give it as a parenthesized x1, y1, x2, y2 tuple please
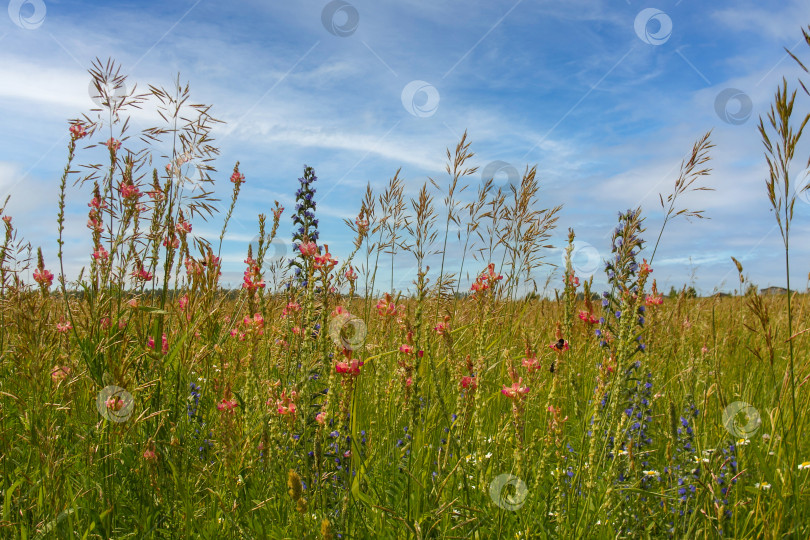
(0, 0, 808, 293)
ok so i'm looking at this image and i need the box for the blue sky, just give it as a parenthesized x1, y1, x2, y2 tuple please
(2, 0, 810, 295)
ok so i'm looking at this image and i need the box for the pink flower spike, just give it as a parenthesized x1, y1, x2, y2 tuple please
(105, 138, 121, 152)
(230, 170, 245, 184)
(501, 378, 530, 399)
(51, 365, 70, 382)
(93, 245, 109, 260)
(298, 241, 318, 257)
(69, 122, 88, 140)
(33, 268, 54, 288)
(217, 398, 238, 412)
(56, 320, 72, 333)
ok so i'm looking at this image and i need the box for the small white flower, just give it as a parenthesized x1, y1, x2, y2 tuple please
(702, 449, 715, 456)
(485, 452, 492, 459)
(755, 482, 771, 490)
(737, 438, 750, 446)
(798, 461, 810, 470)
(762, 433, 771, 441)
(642, 470, 659, 477)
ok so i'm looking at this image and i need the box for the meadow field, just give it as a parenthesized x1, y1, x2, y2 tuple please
(2, 46, 810, 538)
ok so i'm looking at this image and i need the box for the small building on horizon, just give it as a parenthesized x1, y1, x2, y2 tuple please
(760, 286, 788, 295)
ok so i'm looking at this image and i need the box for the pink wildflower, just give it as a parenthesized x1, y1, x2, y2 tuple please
(69, 122, 87, 140)
(241, 257, 265, 291)
(132, 266, 153, 281)
(298, 241, 318, 257)
(106, 138, 121, 152)
(106, 396, 125, 411)
(217, 398, 238, 412)
(119, 182, 141, 199)
(56, 319, 72, 333)
(501, 378, 530, 399)
(579, 310, 599, 325)
(230, 167, 245, 185)
(275, 390, 297, 417)
(471, 263, 503, 293)
(51, 365, 70, 382)
(33, 267, 54, 288)
(176, 220, 192, 234)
